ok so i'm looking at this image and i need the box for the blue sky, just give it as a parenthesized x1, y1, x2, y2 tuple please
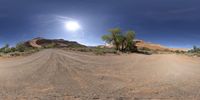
(0, 0, 200, 48)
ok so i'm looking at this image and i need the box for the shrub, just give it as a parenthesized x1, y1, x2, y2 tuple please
(175, 50, 185, 54)
(3, 48, 11, 53)
(94, 49, 105, 55)
(138, 47, 151, 51)
(0, 44, 11, 53)
(186, 46, 200, 57)
(15, 42, 27, 52)
(77, 48, 93, 52)
(71, 47, 117, 55)
(10, 52, 21, 57)
(188, 46, 200, 53)
(93, 47, 117, 55)
(44, 43, 56, 48)
(10, 47, 16, 52)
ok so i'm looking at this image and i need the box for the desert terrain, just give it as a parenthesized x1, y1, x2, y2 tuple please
(0, 49, 200, 100)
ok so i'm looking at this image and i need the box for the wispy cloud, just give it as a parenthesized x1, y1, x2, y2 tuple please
(35, 14, 76, 25)
(54, 15, 74, 23)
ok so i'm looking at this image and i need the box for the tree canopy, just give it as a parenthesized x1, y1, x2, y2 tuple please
(102, 28, 136, 52)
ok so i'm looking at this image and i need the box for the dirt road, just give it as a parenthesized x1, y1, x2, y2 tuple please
(0, 49, 200, 100)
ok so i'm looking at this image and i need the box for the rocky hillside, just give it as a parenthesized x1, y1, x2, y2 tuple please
(134, 40, 188, 52)
(25, 37, 86, 48)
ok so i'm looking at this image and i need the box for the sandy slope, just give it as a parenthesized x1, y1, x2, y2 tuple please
(0, 49, 200, 100)
(28, 39, 42, 48)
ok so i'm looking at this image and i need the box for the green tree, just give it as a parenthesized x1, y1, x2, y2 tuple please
(109, 28, 121, 50)
(102, 28, 136, 52)
(4, 44, 9, 48)
(116, 34, 126, 51)
(102, 28, 121, 50)
(102, 34, 112, 43)
(193, 45, 198, 52)
(125, 31, 135, 51)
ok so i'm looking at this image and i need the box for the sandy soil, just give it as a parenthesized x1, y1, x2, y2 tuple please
(0, 49, 200, 100)
(29, 39, 42, 48)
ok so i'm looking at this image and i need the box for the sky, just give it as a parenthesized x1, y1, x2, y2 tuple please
(0, 0, 200, 48)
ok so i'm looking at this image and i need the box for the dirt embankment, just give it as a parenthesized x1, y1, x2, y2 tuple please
(135, 40, 188, 52)
(0, 49, 200, 100)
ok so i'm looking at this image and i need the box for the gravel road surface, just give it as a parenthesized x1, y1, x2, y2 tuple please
(0, 49, 200, 100)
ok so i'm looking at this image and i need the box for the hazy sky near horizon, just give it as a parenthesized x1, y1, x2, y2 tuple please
(0, 0, 200, 48)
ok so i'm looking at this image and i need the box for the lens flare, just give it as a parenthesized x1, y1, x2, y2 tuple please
(65, 21, 80, 31)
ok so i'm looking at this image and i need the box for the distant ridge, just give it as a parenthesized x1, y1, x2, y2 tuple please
(25, 37, 86, 48)
(134, 39, 188, 52)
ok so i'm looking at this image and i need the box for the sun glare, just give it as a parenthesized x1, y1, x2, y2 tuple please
(65, 21, 80, 31)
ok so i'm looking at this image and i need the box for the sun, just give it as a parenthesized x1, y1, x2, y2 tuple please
(65, 21, 80, 31)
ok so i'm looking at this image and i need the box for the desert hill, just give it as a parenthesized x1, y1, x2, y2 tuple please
(134, 39, 188, 52)
(25, 37, 86, 48)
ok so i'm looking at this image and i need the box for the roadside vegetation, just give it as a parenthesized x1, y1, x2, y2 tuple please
(63, 46, 118, 55)
(101, 28, 154, 55)
(62, 28, 139, 55)
(102, 28, 137, 52)
(1, 28, 198, 57)
(0, 43, 40, 57)
(187, 46, 200, 57)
